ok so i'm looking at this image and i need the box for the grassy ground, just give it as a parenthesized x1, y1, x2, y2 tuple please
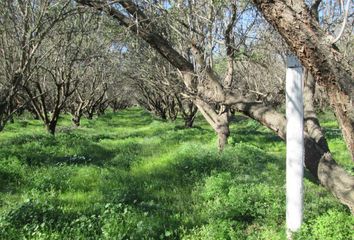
(0, 108, 352, 240)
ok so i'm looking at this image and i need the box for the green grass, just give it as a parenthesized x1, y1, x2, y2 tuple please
(0, 108, 352, 239)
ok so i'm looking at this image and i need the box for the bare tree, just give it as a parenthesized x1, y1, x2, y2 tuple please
(176, 97, 198, 128)
(22, 9, 98, 134)
(125, 44, 198, 125)
(131, 59, 180, 120)
(0, 0, 74, 131)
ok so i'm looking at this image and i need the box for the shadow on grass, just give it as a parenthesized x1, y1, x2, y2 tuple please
(323, 127, 342, 139)
(0, 132, 170, 171)
(159, 127, 215, 144)
(3, 197, 103, 239)
(100, 143, 282, 214)
(94, 142, 286, 239)
(88, 109, 154, 129)
(0, 133, 116, 166)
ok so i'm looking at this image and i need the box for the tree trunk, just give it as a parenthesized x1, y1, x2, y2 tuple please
(252, 0, 354, 161)
(303, 71, 330, 151)
(217, 130, 229, 151)
(87, 112, 94, 120)
(46, 121, 57, 135)
(327, 88, 354, 161)
(195, 99, 230, 151)
(216, 112, 230, 152)
(319, 153, 354, 213)
(159, 111, 167, 120)
(72, 115, 81, 127)
(97, 108, 105, 116)
(0, 99, 9, 131)
(303, 71, 354, 213)
(33, 112, 40, 120)
(184, 117, 195, 128)
(177, 98, 197, 129)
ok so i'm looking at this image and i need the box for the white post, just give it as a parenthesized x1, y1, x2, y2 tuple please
(286, 55, 304, 236)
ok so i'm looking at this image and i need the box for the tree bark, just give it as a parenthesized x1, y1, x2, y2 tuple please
(327, 88, 354, 161)
(303, 70, 354, 212)
(46, 121, 57, 135)
(216, 111, 230, 152)
(87, 111, 94, 120)
(158, 110, 167, 120)
(252, 0, 354, 161)
(195, 99, 230, 151)
(184, 117, 195, 128)
(303, 70, 330, 151)
(72, 115, 81, 127)
(217, 129, 229, 151)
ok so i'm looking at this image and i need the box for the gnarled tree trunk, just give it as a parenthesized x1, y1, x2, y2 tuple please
(46, 120, 57, 135)
(72, 115, 81, 127)
(195, 99, 230, 151)
(251, 0, 354, 161)
(184, 117, 195, 128)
